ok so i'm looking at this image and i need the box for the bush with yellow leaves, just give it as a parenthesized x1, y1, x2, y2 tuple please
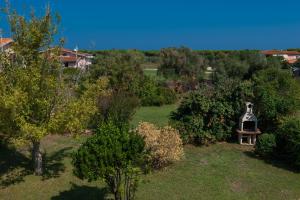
(137, 122, 184, 169)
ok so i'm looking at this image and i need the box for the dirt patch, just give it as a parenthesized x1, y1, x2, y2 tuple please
(200, 159, 208, 165)
(230, 180, 249, 193)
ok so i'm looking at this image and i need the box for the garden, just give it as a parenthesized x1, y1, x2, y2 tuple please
(1, 3, 300, 200)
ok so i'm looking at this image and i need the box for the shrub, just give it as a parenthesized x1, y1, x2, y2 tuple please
(137, 122, 184, 169)
(276, 117, 300, 168)
(73, 121, 146, 200)
(158, 87, 177, 105)
(94, 90, 140, 128)
(255, 133, 276, 157)
(133, 76, 177, 106)
(170, 79, 253, 145)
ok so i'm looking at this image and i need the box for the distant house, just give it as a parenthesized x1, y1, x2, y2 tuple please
(1, 38, 93, 69)
(0, 38, 13, 52)
(59, 48, 93, 69)
(262, 50, 300, 64)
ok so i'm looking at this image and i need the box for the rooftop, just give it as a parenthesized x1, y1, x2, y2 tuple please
(0, 38, 13, 47)
(262, 50, 300, 56)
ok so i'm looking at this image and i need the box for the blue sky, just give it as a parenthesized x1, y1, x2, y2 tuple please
(1, 0, 300, 50)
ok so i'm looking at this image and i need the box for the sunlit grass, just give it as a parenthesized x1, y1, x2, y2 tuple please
(131, 104, 177, 128)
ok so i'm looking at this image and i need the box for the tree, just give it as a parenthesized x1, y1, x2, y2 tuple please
(50, 77, 110, 134)
(0, 4, 96, 175)
(0, 5, 62, 175)
(158, 47, 206, 80)
(73, 121, 146, 200)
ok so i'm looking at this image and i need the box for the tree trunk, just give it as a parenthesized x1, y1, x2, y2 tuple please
(113, 169, 122, 200)
(32, 141, 43, 175)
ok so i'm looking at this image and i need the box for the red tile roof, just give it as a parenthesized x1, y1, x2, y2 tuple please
(262, 50, 300, 56)
(60, 56, 77, 62)
(0, 38, 13, 46)
(60, 48, 92, 57)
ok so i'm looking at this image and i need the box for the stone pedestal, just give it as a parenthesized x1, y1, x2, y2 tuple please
(237, 129, 261, 146)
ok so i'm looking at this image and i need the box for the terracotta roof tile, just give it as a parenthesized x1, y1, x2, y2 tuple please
(262, 50, 300, 55)
(60, 48, 93, 57)
(0, 38, 13, 46)
(60, 56, 77, 62)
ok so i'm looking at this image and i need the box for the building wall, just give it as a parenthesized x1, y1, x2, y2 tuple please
(1, 43, 12, 52)
(272, 54, 300, 62)
(64, 58, 92, 69)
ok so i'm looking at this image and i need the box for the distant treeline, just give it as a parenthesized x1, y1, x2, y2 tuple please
(82, 49, 263, 57)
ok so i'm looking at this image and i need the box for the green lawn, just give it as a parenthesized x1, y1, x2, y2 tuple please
(137, 144, 300, 200)
(131, 104, 177, 127)
(143, 69, 158, 77)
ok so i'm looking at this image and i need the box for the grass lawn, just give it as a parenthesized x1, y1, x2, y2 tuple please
(131, 104, 177, 127)
(143, 68, 158, 77)
(1, 136, 300, 200)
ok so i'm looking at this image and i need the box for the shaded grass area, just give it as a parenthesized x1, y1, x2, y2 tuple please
(131, 104, 177, 127)
(0, 135, 110, 200)
(1, 138, 300, 200)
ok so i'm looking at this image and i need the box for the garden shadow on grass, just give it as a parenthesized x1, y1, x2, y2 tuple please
(42, 147, 73, 180)
(51, 183, 109, 200)
(0, 144, 73, 187)
(243, 150, 300, 173)
(0, 145, 31, 188)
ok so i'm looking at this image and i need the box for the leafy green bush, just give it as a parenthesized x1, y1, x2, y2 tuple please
(94, 90, 140, 128)
(253, 68, 300, 132)
(158, 87, 177, 105)
(170, 79, 252, 145)
(133, 76, 177, 106)
(170, 91, 233, 144)
(73, 121, 146, 200)
(255, 133, 276, 157)
(276, 117, 300, 168)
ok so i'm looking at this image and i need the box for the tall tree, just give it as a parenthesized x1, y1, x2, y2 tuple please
(0, 4, 95, 175)
(0, 5, 62, 175)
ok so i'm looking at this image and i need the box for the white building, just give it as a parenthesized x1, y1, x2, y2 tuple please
(59, 48, 93, 69)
